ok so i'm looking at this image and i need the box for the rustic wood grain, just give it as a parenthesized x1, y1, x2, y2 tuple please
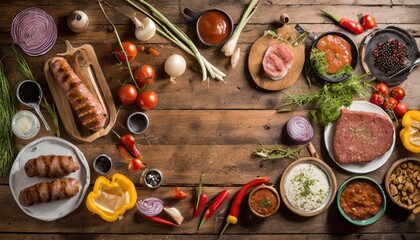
(1, 0, 419, 238)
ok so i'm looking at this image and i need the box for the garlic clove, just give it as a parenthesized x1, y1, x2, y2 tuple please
(134, 17, 156, 41)
(67, 10, 89, 33)
(230, 47, 241, 69)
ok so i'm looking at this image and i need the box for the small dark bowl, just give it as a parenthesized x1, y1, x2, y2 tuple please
(310, 31, 359, 83)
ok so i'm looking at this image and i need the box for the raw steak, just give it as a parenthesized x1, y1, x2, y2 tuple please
(262, 43, 293, 80)
(333, 109, 394, 164)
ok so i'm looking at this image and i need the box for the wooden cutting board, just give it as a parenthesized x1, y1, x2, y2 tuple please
(248, 24, 305, 91)
(44, 40, 117, 143)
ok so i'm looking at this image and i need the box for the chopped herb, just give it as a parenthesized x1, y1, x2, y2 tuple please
(252, 146, 301, 160)
(258, 197, 272, 208)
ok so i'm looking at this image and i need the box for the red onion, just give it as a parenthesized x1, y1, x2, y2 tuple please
(136, 197, 164, 217)
(286, 116, 314, 144)
(11, 7, 57, 56)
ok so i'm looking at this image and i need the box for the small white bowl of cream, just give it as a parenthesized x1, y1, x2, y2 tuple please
(12, 110, 40, 139)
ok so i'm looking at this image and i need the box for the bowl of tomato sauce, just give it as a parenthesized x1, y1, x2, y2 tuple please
(337, 176, 386, 226)
(310, 31, 359, 83)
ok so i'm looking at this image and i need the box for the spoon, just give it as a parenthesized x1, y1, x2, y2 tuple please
(16, 80, 50, 131)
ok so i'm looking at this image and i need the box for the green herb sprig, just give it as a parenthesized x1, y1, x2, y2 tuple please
(310, 48, 353, 80)
(264, 29, 308, 46)
(252, 146, 301, 160)
(279, 74, 371, 126)
(0, 59, 18, 177)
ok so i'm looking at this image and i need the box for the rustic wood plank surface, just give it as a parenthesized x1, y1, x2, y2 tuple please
(1, 0, 419, 239)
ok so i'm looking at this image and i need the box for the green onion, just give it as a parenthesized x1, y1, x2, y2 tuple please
(0, 59, 18, 177)
(222, 0, 259, 57)
(124, 0, 225, 81)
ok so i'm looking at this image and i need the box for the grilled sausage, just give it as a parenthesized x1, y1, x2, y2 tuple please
(25, 155, 79, 178)
(49, 57, 106, 131)
(19, 178, 80, 207)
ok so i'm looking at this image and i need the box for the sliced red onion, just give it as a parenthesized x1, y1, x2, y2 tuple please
(11, 7, 57, 56)
(136, 197, 164, 217)
(286, 116, 314, 144)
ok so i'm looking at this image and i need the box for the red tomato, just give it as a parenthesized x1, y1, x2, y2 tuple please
(394, 102, 408, 118)
(134, 64, 155, 88)
(391, 87, 406, 101)
(375, 83, 389, 97)
(115, 42, 138, 62)
(171, 187, 188, 200)
(361, 15, 376, 29)
(370, 92, 385, 106)
(137, 91, 158, 111)
(128, 157, 143, 172)
(118, 84, 138, 104)
(383, 97, 398, 110)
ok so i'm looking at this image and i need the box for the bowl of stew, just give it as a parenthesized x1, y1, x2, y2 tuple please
(248, 185, 280, 218)
(337, 176, 386, 226)
(310, 31, 359, 82)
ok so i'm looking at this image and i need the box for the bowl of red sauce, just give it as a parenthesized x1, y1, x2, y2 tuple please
(337, 176, 386, 226)
(184, 8, 233, 47)
(248, 185, 280, 218)
(310, 31, 359, 82)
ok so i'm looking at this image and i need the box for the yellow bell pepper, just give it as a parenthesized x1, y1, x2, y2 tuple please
(400, 110, 420, 153)
(86, 173, 137, 222)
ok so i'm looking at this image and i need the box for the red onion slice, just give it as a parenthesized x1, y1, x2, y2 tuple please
(286, 116, 314, 144)
(136, 197, 164, 217)
(11, 7, 57, 56)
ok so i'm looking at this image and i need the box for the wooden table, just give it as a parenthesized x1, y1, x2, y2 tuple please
(1, 0, 419, 239)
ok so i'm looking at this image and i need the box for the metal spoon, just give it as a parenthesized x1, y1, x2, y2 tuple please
(16, 80, 50, 131)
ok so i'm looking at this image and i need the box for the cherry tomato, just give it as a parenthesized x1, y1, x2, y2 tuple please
(383, 97, 398, 110)
(115, 42, 138, 62)
(171, 187, 188, 200)
(128, 157, 143, 172)
(370, 92, 385, 106)
(394, 102, 408, 118)
(361, 15, 376, 30)
(134, 64, 155, 88)
(391, 87, 406, 101)
(137, 91, 158, 111)
(118, 84, 138, 105)
(375, 83, 389, 97)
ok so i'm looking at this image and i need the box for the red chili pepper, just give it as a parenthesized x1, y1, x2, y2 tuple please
(219, 177, 270, 237)
(321, 10, 364, 34)
(116, 144, 131, 161)
(172, 187, 188, 200)
(193, 193, 207, 218)
(141, 214, 179, 227)
(198, 190, 229, 230)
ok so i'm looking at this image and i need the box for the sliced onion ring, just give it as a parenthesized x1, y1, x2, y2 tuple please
(286, 116, 314, 144)
(11, 7, 57, 56)
(136, 197, 164, 217)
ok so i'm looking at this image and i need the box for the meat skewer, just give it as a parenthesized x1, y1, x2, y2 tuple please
(49, 57, 107, 131)
(19, 178, 80, 207)
(25, 155, 80, 178)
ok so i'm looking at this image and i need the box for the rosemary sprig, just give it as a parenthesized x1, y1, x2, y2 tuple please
(0, 59, 18, 177)
(252, 146, 301, 160)
(264, 29, 308, 46)
(10, 43, 60, 136)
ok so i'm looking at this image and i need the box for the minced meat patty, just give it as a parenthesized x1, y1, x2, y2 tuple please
(333, 109, 394, 164)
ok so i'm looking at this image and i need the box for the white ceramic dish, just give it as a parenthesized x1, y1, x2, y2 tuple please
(9, 136, 90, 221)
(324, 101, 396, 174)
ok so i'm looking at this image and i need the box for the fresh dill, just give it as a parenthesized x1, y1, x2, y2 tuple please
(252, 146, 301, 160)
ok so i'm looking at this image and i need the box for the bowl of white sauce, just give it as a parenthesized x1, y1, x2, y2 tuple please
(280, 157, 337, 217)
(12, 110, 40, 139)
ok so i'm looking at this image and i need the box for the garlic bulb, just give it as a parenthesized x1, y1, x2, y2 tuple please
(67, 10, 89, 33)
(132, 16, 156, 41)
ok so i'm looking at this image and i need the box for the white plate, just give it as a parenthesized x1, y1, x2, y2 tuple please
(324, 101, 395, 174)
(9, 137, 90, 221)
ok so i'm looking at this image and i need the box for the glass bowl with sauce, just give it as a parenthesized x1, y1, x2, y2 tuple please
(280, 157, 337, 217)
(184, 8, 233, 47)
(248, 185, 280, 218)
(337, 176, 386, 226)
(12, 110, 40, 139)
(310, 31, 359, 83)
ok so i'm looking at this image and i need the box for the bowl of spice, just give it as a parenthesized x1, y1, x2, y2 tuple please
(384, 158, 420, 212)
(337, 176, 386, 226)
(12, 110, 40, 139)
(310, 31, 358, 83)
(248, 185, 280, 218)
(280, 157, 337, 217)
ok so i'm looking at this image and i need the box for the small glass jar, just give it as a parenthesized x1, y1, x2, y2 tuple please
(93, 154, 113, 175)
(127, 112, 149, 134)
(12, 110, 40, 139)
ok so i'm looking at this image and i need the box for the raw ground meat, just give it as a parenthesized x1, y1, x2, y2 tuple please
(262, 43, 293, 80)
(333, 109, 394, 164)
